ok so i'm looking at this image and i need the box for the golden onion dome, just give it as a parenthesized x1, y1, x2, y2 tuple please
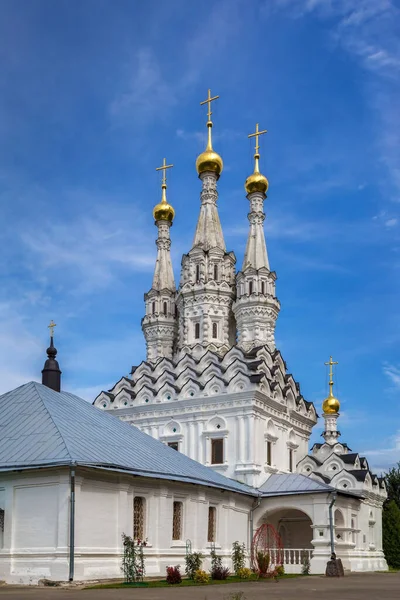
(245, 170, 269, 195)
(196, 122, 223, 177)
(322, 394, 340, 414)
(153, 183, 175, 223)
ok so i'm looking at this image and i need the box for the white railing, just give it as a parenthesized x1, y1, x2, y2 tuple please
(270, 548, 312, 573)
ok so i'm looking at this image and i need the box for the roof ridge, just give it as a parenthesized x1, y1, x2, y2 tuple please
(32, 382, 73, 462)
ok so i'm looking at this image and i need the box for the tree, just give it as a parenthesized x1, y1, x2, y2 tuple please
(382, 501, 400, 569)
(385, 462, 400, 509)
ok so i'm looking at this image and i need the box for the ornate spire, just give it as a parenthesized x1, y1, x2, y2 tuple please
(151, 158, 176, 291)
(42, 320, 61, 392)
(192, 88, 225, 251)
(322, 356, 341, 443)
(242, 123, 269, 270)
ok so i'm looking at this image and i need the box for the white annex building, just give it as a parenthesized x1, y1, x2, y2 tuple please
(0, 92, 387, 584)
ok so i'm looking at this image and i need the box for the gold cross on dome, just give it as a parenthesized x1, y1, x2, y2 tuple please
(155, 157, 174, 186)
(248, 123, 268, 154)
(200, 88, 219, 122)
(48, 320, 57, 338)
(324, 356, 338, 384)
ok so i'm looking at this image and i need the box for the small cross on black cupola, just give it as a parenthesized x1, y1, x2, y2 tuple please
(41, 320, 61, 392)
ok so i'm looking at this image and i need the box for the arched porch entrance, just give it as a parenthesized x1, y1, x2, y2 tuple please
(258, 508, 313, 573)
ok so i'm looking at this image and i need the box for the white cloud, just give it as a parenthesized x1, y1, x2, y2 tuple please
(361, 430, 400, 473)
(383, 363, 400, 389)
(385, 218, 398, 227)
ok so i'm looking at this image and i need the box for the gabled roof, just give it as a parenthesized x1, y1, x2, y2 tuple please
(0, 382, 255, 496)
(259, 473, 334, 496)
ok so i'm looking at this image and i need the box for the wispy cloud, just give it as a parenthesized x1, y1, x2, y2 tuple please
(361, 430, 400, 472)
(383, 363, 400, 389)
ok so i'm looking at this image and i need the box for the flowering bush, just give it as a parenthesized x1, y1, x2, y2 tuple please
(237, 567, 253, 579)
(166, 565, 182, 584)
(194, 569, 209, 584)
(121, 534, 147, 583)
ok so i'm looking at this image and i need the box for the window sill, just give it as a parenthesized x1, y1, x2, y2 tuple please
(170, 541, 186, 548)
(210, 463, 229, 471)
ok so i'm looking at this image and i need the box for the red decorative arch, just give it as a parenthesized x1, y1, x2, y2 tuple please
(251, 523, 283, 576)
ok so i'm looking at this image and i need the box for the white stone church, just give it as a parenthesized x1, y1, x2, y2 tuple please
(0, 94, 387, 584)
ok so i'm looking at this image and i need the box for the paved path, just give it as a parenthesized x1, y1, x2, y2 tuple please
(0, 573, 399, 600)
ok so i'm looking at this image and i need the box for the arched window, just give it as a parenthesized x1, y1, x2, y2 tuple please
(249, 281, 253, 295)
(195, 323, 200, 339)
(196, 264, 200, 281)
(163, 301, 167, 315)
(261, 281, 265, 295)
(152, 302, 155, 315)
(212, 322, 218, 338)
(133, 497, 145, 540)
(214, 264, 218, 280)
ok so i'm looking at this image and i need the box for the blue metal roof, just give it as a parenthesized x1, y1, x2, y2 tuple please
(0, 382, 255, 496)
(259, 473, 334, 496)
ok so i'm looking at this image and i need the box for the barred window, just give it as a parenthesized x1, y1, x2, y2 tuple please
(152, 302, 155, 315)
(172, 501, 183, 540)
(195, 323, 200, 339)
(196, 265, 200, 281)
(211, 438, 224, 465)
(212, 322, 218, 338)
(289, 449, 294, 472)
(214, 264, 218, 280)
(207, 506, 216, 542)
(0, 509, 4, 533)
(133, 497, 145, 540)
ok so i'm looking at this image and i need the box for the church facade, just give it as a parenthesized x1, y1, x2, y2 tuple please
(93, 92, 388, 574)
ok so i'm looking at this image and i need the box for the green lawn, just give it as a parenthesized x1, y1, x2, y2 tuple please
(85, 574, 301, 589)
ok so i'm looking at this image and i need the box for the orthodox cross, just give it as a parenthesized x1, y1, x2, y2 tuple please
(155, 158, 174, 186)
(48, 320, 57, 338)
(248, 123, 267, 154)
(324, 356, 338, 384)
(200, 88, 219, 122)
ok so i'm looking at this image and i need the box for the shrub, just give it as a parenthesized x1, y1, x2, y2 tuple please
(256, 550, 270, 576)
(121, 533, 146, 583)
(185, 551, 204, 579)
(301, 554, 311, 575)
(232, 541, 246, 575)
(383, 500, 400, 569)
(275, 564, 285, 576)
(209, 549, 230, 580)
(166, 565, 182, 584)
(237, 567, 253, 579)
(194, 569, 209, 584)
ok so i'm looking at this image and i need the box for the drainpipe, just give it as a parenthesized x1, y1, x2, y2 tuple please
(69, 466, 76, 582)
(328, 492, 337, 558)
(249, 496, 261, 565)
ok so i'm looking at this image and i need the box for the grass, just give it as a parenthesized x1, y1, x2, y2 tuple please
(85, 574, 301, 589)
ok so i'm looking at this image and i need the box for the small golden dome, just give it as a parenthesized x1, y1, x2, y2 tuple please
(322, 394, 340, 414)
(245, 170, 269, 195)
(153, 193, 175, 223)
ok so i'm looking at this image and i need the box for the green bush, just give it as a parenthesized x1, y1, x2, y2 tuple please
(193, 569, 209, 584)
(231, 541, 246, 575)
(275, 564, 285, 576)
(256, 551, 270, 575)
(237, 567, 253, 579)
(383, 500, 400, 569)
(185, 551, 204, 580)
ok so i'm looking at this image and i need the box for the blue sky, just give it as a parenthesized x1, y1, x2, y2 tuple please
(0, 0, 399, 471)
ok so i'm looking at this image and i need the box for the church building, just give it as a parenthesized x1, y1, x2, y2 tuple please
(0, 91, 387, 585)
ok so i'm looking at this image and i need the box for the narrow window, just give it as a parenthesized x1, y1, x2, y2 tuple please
(212, 322, 218, 338)
(133, 497, 145, 540)
(168, 442, 179, 451)
(211, 438, 224, 465)
(175, 305, 178, 317)
(261, 281, 265, 295)
(152, 302, 155, 315)
(289, 449, 294, 472)
(163, 301, 167, 315)
(195, 322, 200, 339)
(208, 507, 216, 542)
(267, 441, 272, 466)
(249, 281, 253, 295)
(0, 508, 4, 534)
(214, 264, 218, 280)
(196, 264, 200, 281)
(172, 501, 183, 540)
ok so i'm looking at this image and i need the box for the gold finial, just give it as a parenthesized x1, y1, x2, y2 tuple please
(322, 356, 340, 414)
(153, 158, 175, 222)
(48, 320, 56, 338)
(196, 88, 223, 176)
(245, 122, 269, 195)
